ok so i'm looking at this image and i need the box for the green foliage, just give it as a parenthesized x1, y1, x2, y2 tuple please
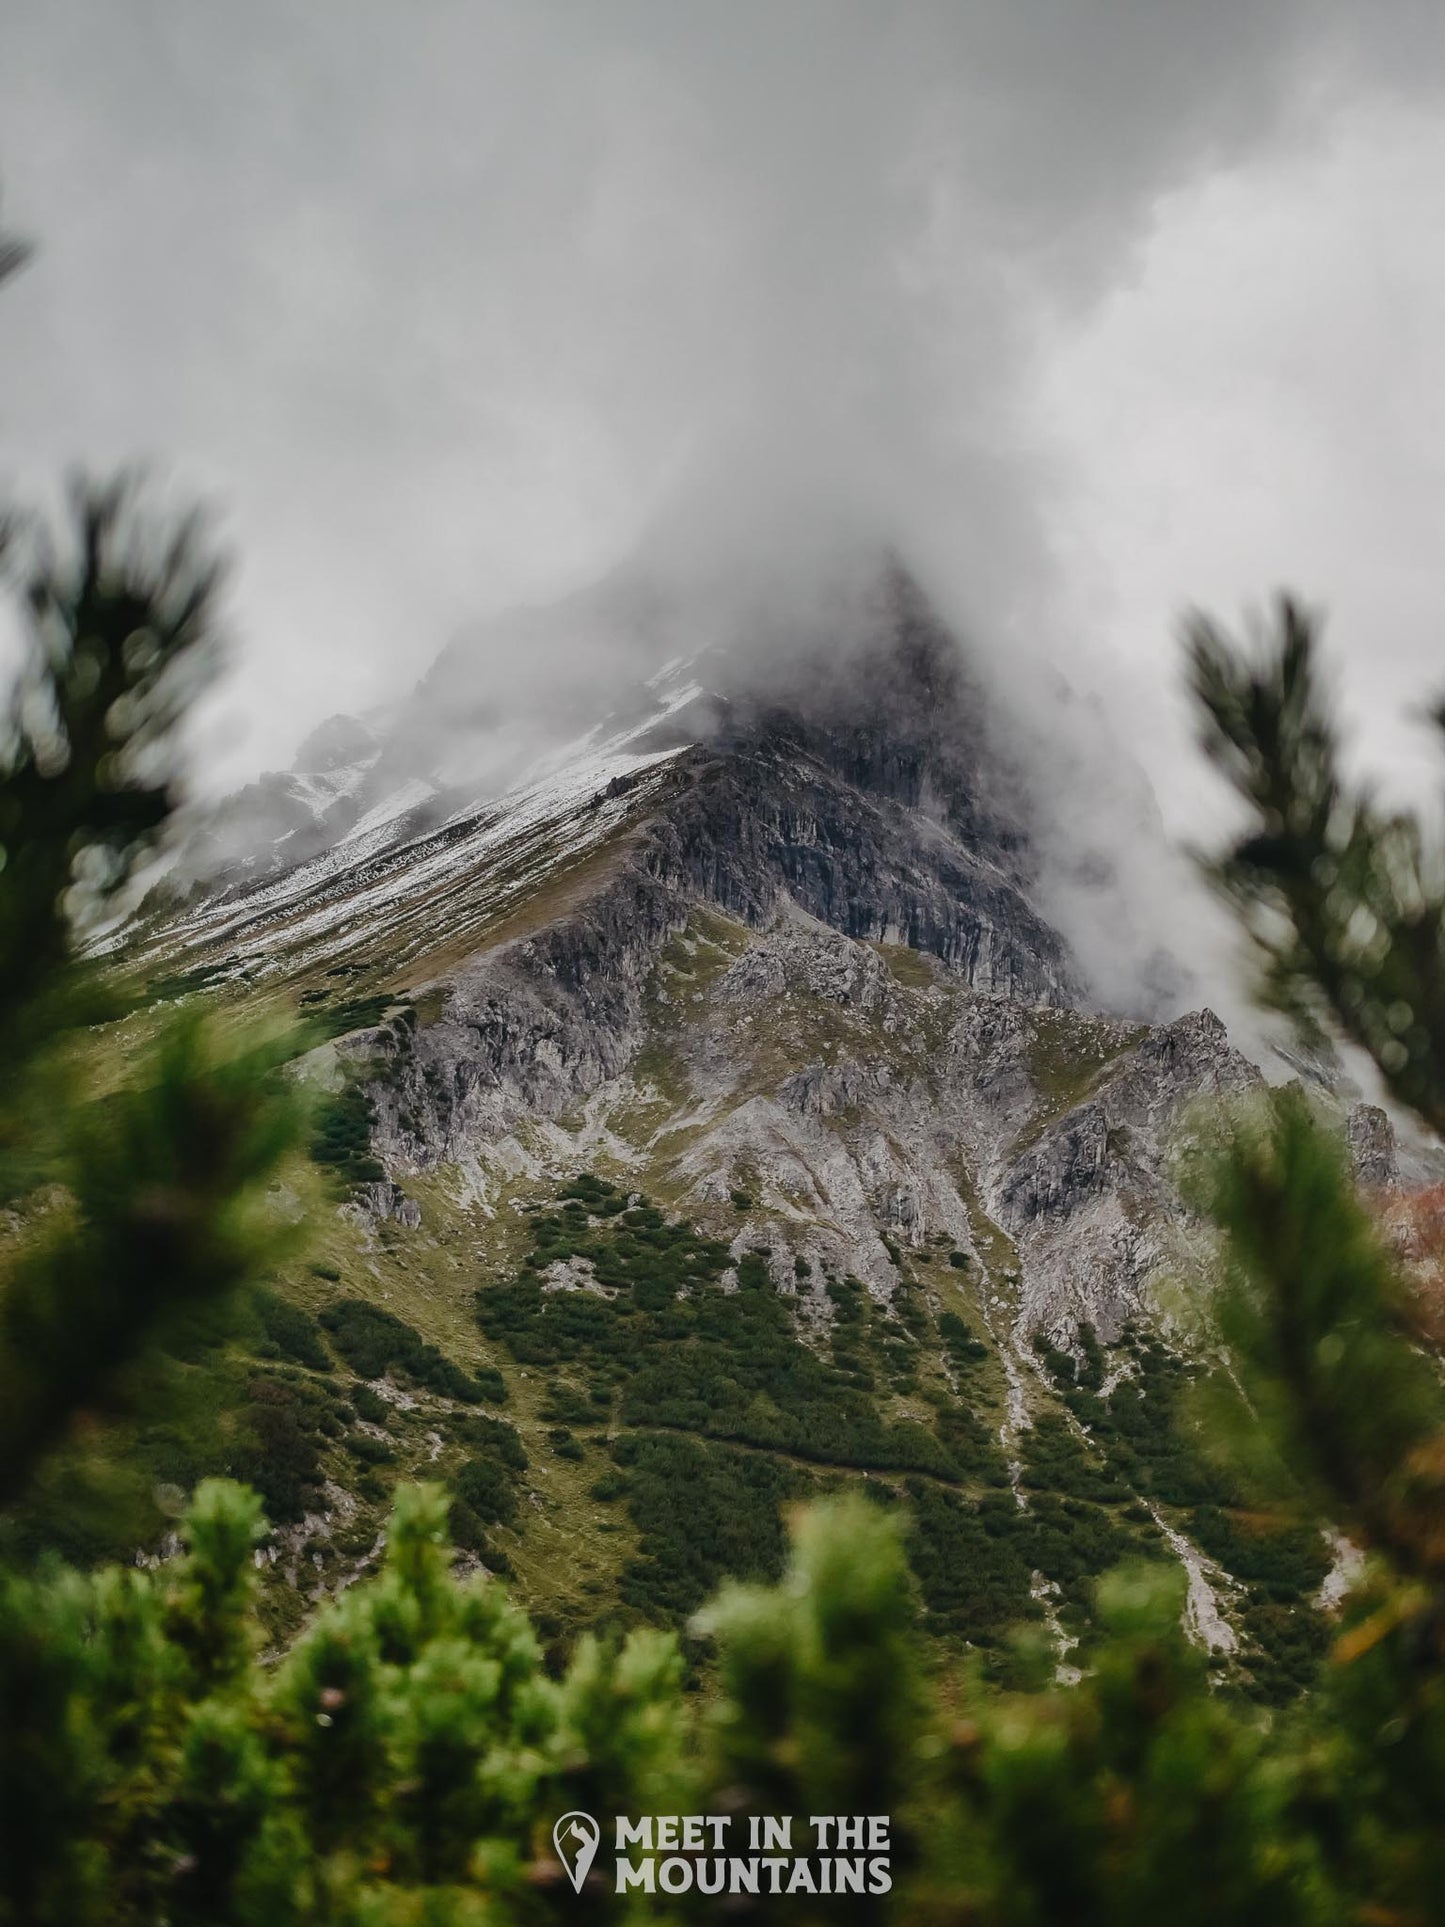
(1077, 1320, 1105, 1391)
(0, 479, 224, 1110)
(905, 1484, 1038, 1644)
(1019, 1317, 1331, 1691)
(452, 1456, 517, 1527)
(1189, 596, 1445, 1133)
(1021, 1413, 1132, 1507)
(146, 960, 231, 1005)
(940, 1563, 1331, 1926)
(249, 1287, 331, 1372)
(308, 1083, 384, 1188)
(1032, 1328, 1077, 1385)
(0, 1016, 305, 1511)
(454, 1413, 526, 1471)
(483, 1180, 1244, 1650)
(307, 992, 407, 1042)
(230, 1374, 332, 1523)
(699, 1496, 922, 1829)
(611, 1431, 803, 1622)
(471, 1363, 508, 1404)
(0, 483, 304, 1513)
(349, 1383, 391, 1426)
(319, 1299, 491, 1404)
(0, 1478, 694, 1921)
(1190, 1085, 1445, 1579)
(1075, 1328, 1223, 1506)
(482, 1179, 1001, 1482)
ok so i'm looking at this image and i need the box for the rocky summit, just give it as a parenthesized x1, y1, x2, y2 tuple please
(119, 566, 1408, 1694)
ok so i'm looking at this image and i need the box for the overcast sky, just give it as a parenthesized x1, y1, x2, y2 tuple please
(3, 1, 1445, 849)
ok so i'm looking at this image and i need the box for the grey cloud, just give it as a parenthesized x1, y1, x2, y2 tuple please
(2, 2, 1444, 1016)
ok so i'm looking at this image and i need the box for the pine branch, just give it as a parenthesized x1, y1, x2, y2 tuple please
(1188, 595, 1445, 1132)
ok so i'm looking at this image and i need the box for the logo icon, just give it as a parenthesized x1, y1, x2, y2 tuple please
(553, 1811, 601, 1893)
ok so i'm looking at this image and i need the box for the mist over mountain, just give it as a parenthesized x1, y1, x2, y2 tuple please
(174, 525, 1233, 1035)
(10, 0, 1445, 855)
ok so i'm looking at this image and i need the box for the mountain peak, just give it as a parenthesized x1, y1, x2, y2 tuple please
(121, 551, 1409, 1692)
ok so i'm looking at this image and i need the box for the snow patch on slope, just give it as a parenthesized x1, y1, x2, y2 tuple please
(144, 671, 704, 984)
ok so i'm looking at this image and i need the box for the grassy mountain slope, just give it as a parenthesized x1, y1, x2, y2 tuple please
(24, 901, 1338, 1706)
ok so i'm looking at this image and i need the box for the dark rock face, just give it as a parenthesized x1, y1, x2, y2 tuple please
(689, 567, 1059, 985)
(1103, 1010, 1258, 1133)
(418, 864, 686, 1140)
(349, 1180, 422, 1228)
(1000, 1104, 1114, 1228)
(984, 1007, 1263, 1337)
(647, 740, 1072, 1002)
(374, 578, 1073, 1162)
(1347, 1103, 1398, 1188)
(780, 1060, 882, 1119)
(995, 1014, 1262, 1242)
